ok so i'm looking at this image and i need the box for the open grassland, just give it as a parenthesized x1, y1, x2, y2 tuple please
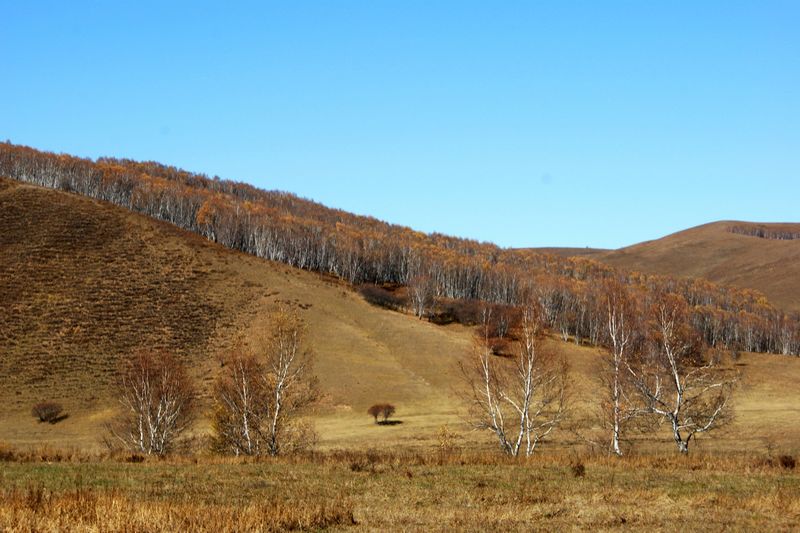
(0, 451, 798, 531)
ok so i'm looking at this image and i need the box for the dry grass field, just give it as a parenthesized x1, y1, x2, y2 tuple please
(0, 452, 798, 531)
(2, 179, 800, 530)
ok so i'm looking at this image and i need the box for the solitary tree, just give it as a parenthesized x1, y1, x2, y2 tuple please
(462, 300, 568, 456)
(212, 306, 318, 456)
(627, 293, 736, 453)
(31, 402, 65, 424)
(108, 351, 196, 456)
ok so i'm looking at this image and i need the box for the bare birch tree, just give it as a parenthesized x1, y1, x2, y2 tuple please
(627, 293, 736, 453)
(408, 274, 435, 319)
(108, 351, 196, 456)
(212, 306, 318, 456)
(600, 279, 641, 456)
(211, 351, 268, 455)
(462, 300, 568, 456)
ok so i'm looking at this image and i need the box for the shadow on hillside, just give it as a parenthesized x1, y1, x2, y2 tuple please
(37, 414, 70, 425)
(377, 420, 403, 426)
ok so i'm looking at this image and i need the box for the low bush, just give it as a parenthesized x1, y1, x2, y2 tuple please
(31, 402, 65, 424)
(430, 299, 485, 326)
(367, 403, 397, 424)
(778, 454, 796, 470)
(571, 461, 586, 478)
(358, 284, 406, 311)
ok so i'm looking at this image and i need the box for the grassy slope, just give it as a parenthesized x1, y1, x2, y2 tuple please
(1, 179, 799, 455)
(538, 221, 800, 312)
(0, 177, 471, 450)
(531, 247, 610, 257)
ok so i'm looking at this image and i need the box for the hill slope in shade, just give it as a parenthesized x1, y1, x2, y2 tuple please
(1, 179, 799, 454)
(590, 222, 800, 312)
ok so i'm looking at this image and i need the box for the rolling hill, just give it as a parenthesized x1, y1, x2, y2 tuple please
(580, 222, 800, 312)
(2, 177, 800, 455)
(3, 142, 796, 357)
(0, 176, 473, 450)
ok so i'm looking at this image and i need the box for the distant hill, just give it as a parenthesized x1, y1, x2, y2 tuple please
(528, 222, 800, 313)
(532, 247, 609, 258)
(589, 222, 800, 312)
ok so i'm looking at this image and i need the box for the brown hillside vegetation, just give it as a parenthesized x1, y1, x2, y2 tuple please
(532, 247, 609, 257)
(0, 177, 471, 450)
(3, 142, 798, 357)
(1, 177, 800, 456)
(590, 222, 800, 312)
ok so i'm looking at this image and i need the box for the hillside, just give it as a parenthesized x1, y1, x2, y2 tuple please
(530, 247, 609, 257)
(589, 222, 800, 312)
(2, 178, 800, 455)
(3, 142, 797, 357)
(0, 177, 472, 450)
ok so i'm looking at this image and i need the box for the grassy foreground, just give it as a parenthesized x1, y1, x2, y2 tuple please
(1, 450, 798, 531)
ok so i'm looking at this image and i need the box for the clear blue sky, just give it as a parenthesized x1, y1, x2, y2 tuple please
(2, 1, 798, 249)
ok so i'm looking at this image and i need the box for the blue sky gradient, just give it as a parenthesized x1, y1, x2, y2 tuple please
(2, 1, 798, 248)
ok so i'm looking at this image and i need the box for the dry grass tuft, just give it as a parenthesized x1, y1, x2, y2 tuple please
(571, 460, 586, 478)
(779, 455, 797, 470)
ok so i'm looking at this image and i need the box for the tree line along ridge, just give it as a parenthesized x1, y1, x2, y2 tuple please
(1, 141, 798, 357)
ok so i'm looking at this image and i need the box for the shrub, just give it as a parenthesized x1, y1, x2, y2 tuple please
(437, 425, 459, 457)
(779, 455, 796, 470)
(428, 311, 456, 325)
(571, 461, 586, 478)
(31, 402, 65, 424)
(430, 300, 484, 326)
(380, 404, 396, 422)
(358, 285, 406, 311)
(450, 300, 485, 326)
(0, 442, 16, 461)
(367, 404, 382, 423)
(489, 337, 512, 356)
(367, 403, 396, 424)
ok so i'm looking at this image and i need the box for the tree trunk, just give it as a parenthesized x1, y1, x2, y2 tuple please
(672, 418, 689, 454)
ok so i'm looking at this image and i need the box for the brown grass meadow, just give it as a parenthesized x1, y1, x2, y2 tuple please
(1, 448, 799, 531)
